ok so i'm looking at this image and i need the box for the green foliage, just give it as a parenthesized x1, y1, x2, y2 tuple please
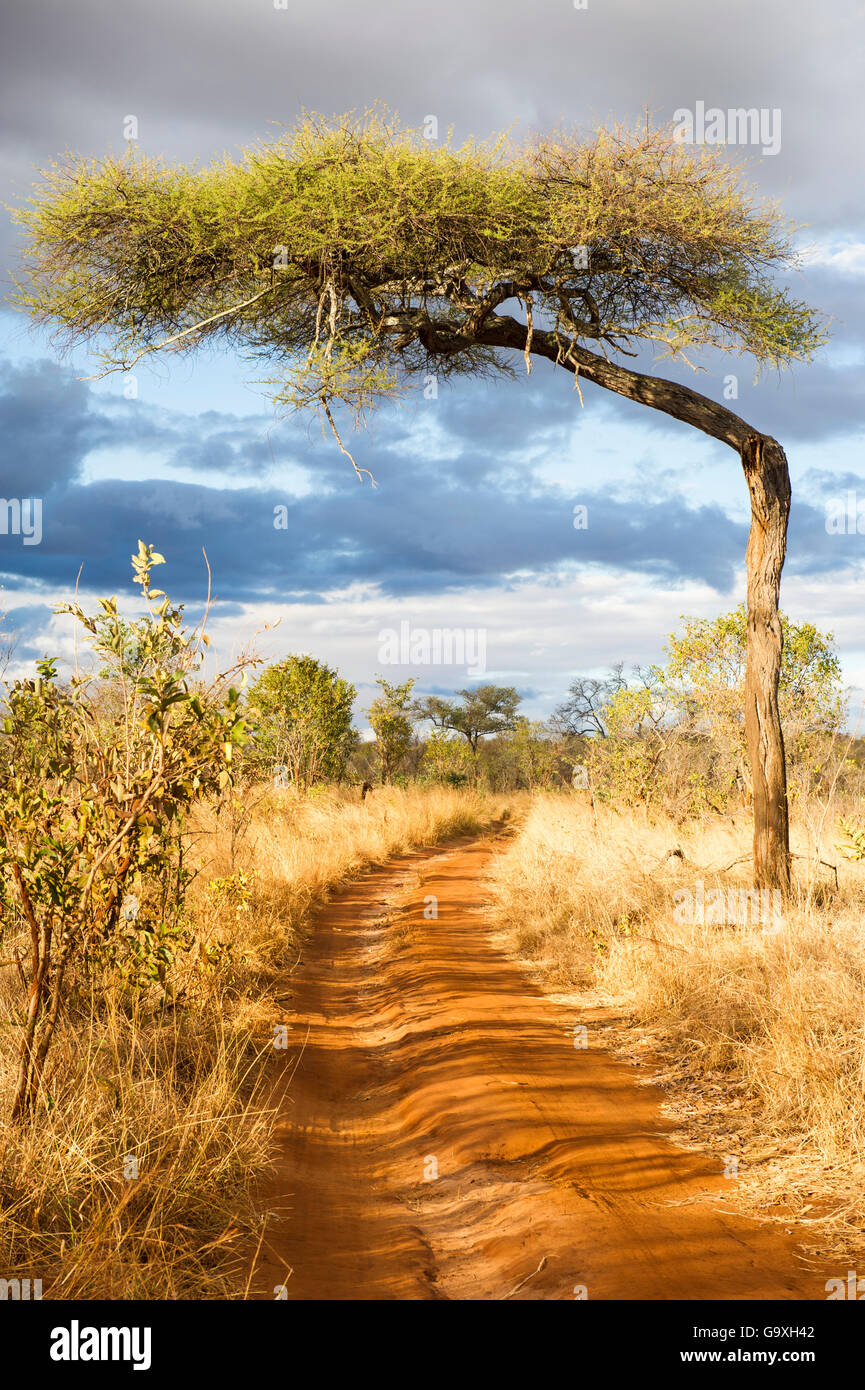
(0, 542, 250, 1118)
(206, 869, 256, 915)
(12, 110, 826, 452)
(665, 603, 843, 779)
(415, 684, 521, 752)
(117, 913, 195, 991)
(367, 676, 416, 784)
(576, 607, 843, 812)
(582, 666, 674, 806)
(419, 728, 477, 786)
(247, 654, 356, 788)
(837, 820, 865, 862)
(499, 718, 561, 790)
(91, 599, 181, 681)
(195, 870, 257, 980)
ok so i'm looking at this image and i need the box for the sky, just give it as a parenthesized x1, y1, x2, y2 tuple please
(0, 0, 863, 729)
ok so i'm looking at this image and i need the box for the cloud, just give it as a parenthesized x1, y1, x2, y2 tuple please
(1, 0, 863, 285)
(1, 351, 862, 613)
(0, 350, 755, 603)
(801, 240, 865, 278)
(0, 0, 862, 705)
(0, 357, 113, 493)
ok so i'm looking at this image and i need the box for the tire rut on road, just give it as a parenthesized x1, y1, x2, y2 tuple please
(251, 830, 830, 1301)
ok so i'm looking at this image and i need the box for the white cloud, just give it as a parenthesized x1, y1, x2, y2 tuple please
(799, 240, 865, 276)
(8, 559, 865, 729)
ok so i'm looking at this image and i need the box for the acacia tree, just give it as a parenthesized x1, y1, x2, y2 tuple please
(415, 684, 521, 752)
(12, 112, 828, 887)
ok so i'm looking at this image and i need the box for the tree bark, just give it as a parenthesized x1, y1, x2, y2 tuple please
(741, 434, 791, 892)
(10, 865, 49, 1121)
(468, 317, 794, 890)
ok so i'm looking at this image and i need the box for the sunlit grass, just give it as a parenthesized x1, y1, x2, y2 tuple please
(0, 782, 505, 1298)
(487, 792, 865, 1255)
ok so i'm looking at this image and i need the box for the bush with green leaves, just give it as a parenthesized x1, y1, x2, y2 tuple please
(0, 543, 249, 1120)
(664, 605, 843, 798)
(837, 821, 865, 862)
(247, 654, 356, 788)
(579, 607, 843, 814)
(368, 677, 416, 784)
(419, 729, 477, 787)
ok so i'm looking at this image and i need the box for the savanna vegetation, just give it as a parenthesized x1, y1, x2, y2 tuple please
(5, 107, 863, 1290)
(1, 542, 864, 1288)
(481, 617, 865, 1262)
(12, 106, 831, 888)
(0, 551, 506, 1297)
(487, 793, 865, 1261)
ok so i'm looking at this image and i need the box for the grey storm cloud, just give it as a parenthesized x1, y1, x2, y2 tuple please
(0, 357, 112, 492)
(0, 0, 861, 666)
(1, 348, 862, 616)
(1, 0, 863, 288)
(0, 457, 751, 600)
(0, 352, 759, 602)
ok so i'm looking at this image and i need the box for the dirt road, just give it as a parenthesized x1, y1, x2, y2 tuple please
(252, 831, 828, 1300)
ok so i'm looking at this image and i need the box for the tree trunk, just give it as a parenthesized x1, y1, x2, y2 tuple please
(741, 435, 791, 893)
(476, 318, 797, 891)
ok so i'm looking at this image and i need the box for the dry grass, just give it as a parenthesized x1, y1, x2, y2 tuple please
(204, 782, 509, 941)
(0, 782, 505, 1299)
(487, 791, 865, 1257)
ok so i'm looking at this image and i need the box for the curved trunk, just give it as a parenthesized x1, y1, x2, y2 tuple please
(741, 435, 791, 892)
(474, 319, 795, 890)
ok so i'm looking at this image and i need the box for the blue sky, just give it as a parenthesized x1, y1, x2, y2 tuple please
(0, 0, 863, 728)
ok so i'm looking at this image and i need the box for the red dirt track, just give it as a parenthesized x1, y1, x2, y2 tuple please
(252, 831, 827, 1301)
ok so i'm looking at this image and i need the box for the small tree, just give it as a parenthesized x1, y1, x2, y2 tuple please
(0, 543, 249, 1120)
(587, 667, 681, 807)
(552, 665, 627, 739)
(411, 694, 457, 735)
(248, 654, 356, 788)
(415, 684, 521, 752)
(419, 728, 477, 786)
(367, 677, 416, 784)
(506, 718, 561, 790)
(665, 605, 843, 796)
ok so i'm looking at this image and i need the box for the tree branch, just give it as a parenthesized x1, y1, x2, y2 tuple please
(474, 314, 754, 451)
(79, 286, 276, 381)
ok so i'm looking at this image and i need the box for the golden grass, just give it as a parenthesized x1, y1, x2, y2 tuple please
(487, 792, 865, 1256)
(0, 782, 505, 1299)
